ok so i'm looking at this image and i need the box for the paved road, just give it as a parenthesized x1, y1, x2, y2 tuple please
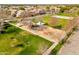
(58, 28, 79, 55)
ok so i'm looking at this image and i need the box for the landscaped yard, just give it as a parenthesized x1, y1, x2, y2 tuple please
(0, 24, 52, 55)
(43, 14, 52, 23)
(43, 15, 69, 30)
(57, 13, 79, 17)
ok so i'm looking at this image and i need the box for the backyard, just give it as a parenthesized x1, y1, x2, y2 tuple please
(42, 14, 74, 32)
(0, 24, 52, 55)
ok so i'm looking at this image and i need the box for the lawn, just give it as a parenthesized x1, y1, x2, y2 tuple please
(43, 15, 68, 30)
(57, 13, 79, 17)
(52, 19, 68, 29)
(0, 24, 52, 55)
(43, 14, 52, 23)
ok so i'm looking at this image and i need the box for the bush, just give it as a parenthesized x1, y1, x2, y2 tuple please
(5, 26, 17, 33)
(53, 25, 62, 29)
(4, 23, 10, 29)
(19, 7, 25, 10)
(0, 31, 5, 34)
(15, 43, 24, 48)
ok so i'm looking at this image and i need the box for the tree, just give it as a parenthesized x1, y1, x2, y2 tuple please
(60, 6, 72, 13)
(0, 19, 5, 33)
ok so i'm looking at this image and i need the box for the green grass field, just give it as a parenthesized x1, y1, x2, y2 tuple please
(43, 14, 52, 23)
(57, 13, 79, 17)
(43, 15, 69, 30)
(0, 24, 52, 55)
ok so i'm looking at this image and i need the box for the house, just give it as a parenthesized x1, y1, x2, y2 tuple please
(10, 8, 17, 17)
(50, 7, 60, 14)
(0, 8, 11, 19)
(16, 9, 26, 18)
(38, 9, 46, 15)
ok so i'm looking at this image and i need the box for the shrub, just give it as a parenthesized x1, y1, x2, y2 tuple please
(15, 43, 25, 48)
(53, 25, 62, 29)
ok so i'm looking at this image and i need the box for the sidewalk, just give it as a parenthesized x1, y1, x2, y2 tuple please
(52, 15, 74, 19)
(58, 29, 79, 55)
